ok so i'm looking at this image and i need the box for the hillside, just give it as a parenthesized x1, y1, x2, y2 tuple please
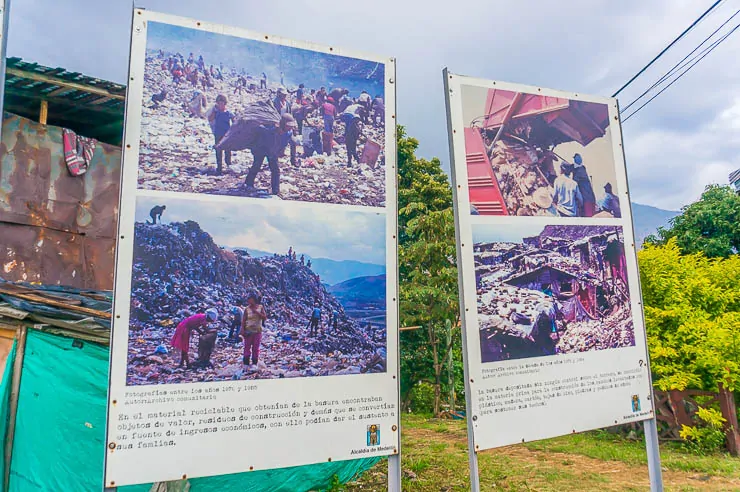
(127, 221, 384, 384)
(329, 275, 386, 309)
(233, 248, 385, 285)
(630, 202, 678, 248)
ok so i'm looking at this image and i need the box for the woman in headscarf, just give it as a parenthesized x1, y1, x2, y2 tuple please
(171, 308, 218, 368)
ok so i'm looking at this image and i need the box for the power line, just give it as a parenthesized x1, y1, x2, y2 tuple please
(621, 8, 740, 113)
(622, 21, 740, 122)
(612, 0, 723, 97)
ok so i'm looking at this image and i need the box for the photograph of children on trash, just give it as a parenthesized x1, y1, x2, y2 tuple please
(125, 196, 387, 385)
(460, 85, 621, 218)
(137, 21, 387, 207)
(473, 222, 634, 363)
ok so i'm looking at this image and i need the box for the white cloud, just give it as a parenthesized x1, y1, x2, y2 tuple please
(134, 196, 386, 264)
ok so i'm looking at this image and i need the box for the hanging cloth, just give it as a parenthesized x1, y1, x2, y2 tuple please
(62, 128, 96, 176)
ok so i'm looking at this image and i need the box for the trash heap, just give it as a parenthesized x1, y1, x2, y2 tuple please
(488, 137, 555, 217)
(477, 283, 554, 339)
(126, 221, 383, 385)
(556, 303, 634, 353)
(137, 52, 386, 206)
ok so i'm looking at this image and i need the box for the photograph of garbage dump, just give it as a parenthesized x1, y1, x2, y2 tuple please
(460, 85, 622, 218)
(473, 223, 634, 362)
(125, 196, 387, 385)
(136, 21, 387, 207)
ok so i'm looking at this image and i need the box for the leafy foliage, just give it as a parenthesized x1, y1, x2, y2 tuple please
(397, 126, 462, 414)
(680, 407, 727, 455)
(645, 185, 740, 258)
(638, 239, 740, 391)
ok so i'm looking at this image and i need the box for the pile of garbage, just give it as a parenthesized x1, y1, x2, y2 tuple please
(137, 53, 386, 207)
(477, 283, 553, 339)
(556, 304, 635, 354)
(489, 138, 555, 216)
(126, 221, 384, 385)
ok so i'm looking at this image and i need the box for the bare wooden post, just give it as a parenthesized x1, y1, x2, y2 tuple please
(718, 383, 740, 456)
(39, 100, 48, 125)
(4, 326, 28, 491)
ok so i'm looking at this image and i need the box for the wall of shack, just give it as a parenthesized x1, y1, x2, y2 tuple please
(0, 113, 121, 290)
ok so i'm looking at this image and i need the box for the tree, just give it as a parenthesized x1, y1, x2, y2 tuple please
(397, 126, 461, 415)
(645, 185, 740, 258)
(638, 239, 740, 391)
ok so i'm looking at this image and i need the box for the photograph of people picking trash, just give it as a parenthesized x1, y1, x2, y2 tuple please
(460, 85, 622, 218)
(125, 196, 387, 385)
(137, 22, 387, 207)
(473, 223, 634, 362)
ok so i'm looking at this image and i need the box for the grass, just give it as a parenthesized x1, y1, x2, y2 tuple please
(339, 414, 740, 491)
(523, 428, 740, 476)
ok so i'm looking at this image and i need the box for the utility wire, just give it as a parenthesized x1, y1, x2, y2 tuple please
(622, 21, 739, 122)
(612, 0, 723, 97)
(621, 8, 740, 112)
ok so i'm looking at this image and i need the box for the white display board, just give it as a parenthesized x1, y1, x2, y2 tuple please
(444, 71, 654, 452)
(105, 10, 398, 487)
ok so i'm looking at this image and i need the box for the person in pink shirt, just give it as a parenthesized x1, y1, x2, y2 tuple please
(171, 308, 217, 368)
(241, 294, 267, 367)
(322, 97, 337, 133)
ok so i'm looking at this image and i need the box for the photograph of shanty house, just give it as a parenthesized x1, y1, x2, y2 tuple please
(460, 85, 622, 218)
(473, 224, 634, 363)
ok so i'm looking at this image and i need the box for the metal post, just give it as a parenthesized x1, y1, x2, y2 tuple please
(443, 67, 481, 492)
(644, 417, 664, 491)
(616, 99, 663, 492)
(0, 0, 10, 119)
(4, 326, 28, 492)
(387, 454, 401, 492)
(386, 55, 402, 492)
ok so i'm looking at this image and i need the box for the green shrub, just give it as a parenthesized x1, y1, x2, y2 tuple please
(680, 407, 727, 455)
(409, 382, 435, 414)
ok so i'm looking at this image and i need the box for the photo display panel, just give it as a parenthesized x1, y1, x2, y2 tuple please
(105, 10, 398, 486)
(444, 72, 654, 451)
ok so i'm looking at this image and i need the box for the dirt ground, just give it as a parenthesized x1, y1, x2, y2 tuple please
(341, 418, 740, 491)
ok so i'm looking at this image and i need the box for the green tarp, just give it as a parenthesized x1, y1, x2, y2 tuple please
(3, 330, 378, 491)
(0, 340, 17, 490)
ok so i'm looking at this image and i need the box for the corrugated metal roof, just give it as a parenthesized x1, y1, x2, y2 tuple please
(3, 58, 126, 145)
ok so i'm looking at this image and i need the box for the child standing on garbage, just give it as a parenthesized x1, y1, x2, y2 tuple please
(207, 94, 234, 174)
(241, 294, 266, 366)
(171, 308, 217, 369)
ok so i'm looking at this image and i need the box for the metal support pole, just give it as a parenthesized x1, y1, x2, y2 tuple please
(443, 67, 481, 492)
(387, 454, 401, 492)
(644, 417, 664, 491)
(0, 0, 10, 120)
(386, 54, 402, 492)
(616, 98, 663, 491)
(4, 326, 28, 492)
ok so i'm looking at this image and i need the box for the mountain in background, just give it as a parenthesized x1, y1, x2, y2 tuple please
(329, 275, 386, 309)
(630, 202, 679, 248)
(229, 248, 385, 285)
(310, 259, 385, 286)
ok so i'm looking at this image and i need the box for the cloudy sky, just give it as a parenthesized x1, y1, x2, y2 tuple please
(472, 220, 549, 244)
(9, 0, 740, 210)
(472, 220, 623, 244)
(134, 196, 386, 264)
